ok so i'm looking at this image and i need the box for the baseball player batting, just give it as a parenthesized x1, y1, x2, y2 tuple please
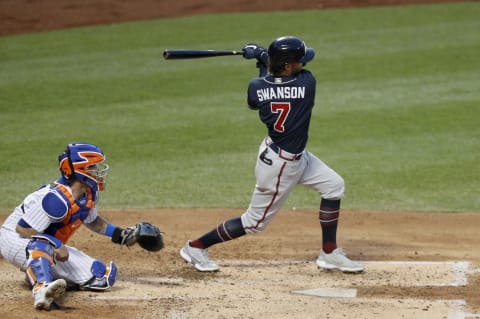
(0, 143, 163, 310)
(180, 36, 364, 273)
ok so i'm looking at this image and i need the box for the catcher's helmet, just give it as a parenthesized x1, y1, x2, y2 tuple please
(58, 143, 109, 191)
(268, 36, 315, 74)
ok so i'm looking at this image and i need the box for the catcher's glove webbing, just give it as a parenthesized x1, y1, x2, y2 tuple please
(112, 222, 164, 252)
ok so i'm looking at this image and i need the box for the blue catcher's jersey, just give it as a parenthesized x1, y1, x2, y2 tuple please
(247, 69, 316, 154)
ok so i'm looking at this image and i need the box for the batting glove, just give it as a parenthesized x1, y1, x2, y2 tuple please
(242, 43, 265, 59)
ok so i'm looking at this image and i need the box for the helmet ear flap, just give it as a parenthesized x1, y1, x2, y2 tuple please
(59, 145, 75, 180)
(66, 146, 75, 177)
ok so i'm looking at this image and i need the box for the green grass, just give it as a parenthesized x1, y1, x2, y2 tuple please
(0, 3, 479, 212)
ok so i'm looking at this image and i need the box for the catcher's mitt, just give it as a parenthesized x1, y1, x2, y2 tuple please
(121, 222, 164, 252)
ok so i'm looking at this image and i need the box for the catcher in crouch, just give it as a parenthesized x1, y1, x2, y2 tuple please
(0, 143, 163, 310)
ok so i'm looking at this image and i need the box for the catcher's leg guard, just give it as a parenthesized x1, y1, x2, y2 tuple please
(25, 239, 67, 309)
(80, 260, 117, 291)
(25, 239, 55, 288)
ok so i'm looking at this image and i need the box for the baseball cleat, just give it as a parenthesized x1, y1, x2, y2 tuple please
(33, 279, 67, 310)
(180, 241, 219, 272)
(316, 248, 364, 273)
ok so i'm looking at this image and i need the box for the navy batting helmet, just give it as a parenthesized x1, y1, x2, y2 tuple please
(268, 36, 315, 74)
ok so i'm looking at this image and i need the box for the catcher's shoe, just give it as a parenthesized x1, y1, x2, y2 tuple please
(316, 248, 364, 273)
(180, 241, 219, 272)
(33, 279, 67, 310)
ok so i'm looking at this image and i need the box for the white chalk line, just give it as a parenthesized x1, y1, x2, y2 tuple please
(223, 260, 470, 286)
(446, 299, 480, 319)
(135, 277, 184, 285)
(87, 260, 479, 318)
(225, 260, 477, 318)
(362, 261, 470, 286)
(291, 287, 357, 298)
(91, 295, 159, 301)
(221, 259, 309, 267)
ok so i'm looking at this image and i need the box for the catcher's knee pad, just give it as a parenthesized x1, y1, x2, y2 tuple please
(80, 260, 117, 291)
(25, 239, 55, 286)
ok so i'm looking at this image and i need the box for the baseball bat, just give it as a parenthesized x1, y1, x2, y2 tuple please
(163, 49, 243, 60)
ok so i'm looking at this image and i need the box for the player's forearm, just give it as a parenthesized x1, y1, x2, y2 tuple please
(86, 215, 125, 244)
(15, 224, 39, 238)
(85, 215, 110, 235)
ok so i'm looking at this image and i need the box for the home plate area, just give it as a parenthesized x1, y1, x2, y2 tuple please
(81, 259, 480, 319)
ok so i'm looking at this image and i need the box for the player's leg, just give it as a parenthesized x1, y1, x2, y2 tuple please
(180, 217, 245, 272)
(52, 246, 117, 291)
(25, 239, 66, 310)
(0, 228, 31, 268)
(299, 151, 363, 273)
(316, 198, 363, 273)
(78, 260, 117, 291)
(297, 151, 344, 252)
(241, 143, 304, 234)
(181, 142, 303, 271)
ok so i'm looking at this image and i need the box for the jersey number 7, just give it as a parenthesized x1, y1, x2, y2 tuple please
(271, 102, 291, 133)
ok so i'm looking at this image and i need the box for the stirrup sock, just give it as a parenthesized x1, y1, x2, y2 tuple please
(319, 199, 340, 253)
(192, 217, 246, 249)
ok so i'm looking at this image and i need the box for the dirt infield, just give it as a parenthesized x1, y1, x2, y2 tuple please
(1, 209, 479, 318)
(1, 1, 478, 318)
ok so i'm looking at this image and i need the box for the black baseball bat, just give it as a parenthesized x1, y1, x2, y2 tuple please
(163, 49, 243, 60)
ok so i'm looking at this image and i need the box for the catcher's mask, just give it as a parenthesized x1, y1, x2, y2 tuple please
(268, 36, 315, 75)
(58, 143, 109, 191)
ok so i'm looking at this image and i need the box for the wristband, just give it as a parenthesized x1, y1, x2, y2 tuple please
(105, 223, 117, 237)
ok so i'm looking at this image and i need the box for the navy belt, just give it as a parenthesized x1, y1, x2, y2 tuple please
(268, 143, 303, 161)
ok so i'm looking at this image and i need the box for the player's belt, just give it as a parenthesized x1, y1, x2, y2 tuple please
(268, 143, 303, 161)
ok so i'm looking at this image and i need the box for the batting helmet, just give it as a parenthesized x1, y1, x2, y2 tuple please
(268, 36, 315, 74)
(58, 143, 109, 191)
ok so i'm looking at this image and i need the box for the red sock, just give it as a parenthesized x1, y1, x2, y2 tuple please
(189, 239, 205, 249)
(322, 242, 337, 254)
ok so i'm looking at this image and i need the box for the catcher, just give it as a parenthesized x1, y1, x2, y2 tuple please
(0, 143, 164, 310)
